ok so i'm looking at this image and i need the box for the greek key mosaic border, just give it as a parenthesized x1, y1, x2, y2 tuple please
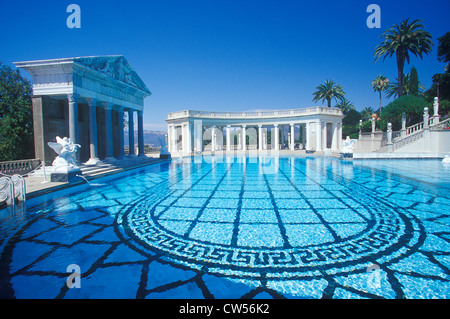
(116, 160, 424, 280)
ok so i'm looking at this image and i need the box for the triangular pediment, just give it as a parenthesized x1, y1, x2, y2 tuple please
(74, 55, 151, 95)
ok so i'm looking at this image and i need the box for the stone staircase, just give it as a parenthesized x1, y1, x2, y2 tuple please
(375, 117, 449, 153)
(81, 156, 167, 176)
(29, 156, 167, 179)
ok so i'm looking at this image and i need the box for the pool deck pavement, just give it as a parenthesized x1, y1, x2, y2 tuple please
(24, 155, 169, 199)
(353, 152, 448, 159)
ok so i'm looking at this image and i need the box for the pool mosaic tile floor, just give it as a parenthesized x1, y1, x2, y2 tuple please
(1, 156, 450, 299)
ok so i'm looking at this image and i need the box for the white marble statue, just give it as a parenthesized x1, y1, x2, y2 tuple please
(434, 97, 439, 116)
(443, 154, 450, 164)
(48, 136, 81, 171)
(159, 134, 171, 159)
(342, 136, 356, 154)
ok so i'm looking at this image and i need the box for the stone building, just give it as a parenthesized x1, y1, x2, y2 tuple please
(15, 55, 151, 165)
(166, 107, 344, 156)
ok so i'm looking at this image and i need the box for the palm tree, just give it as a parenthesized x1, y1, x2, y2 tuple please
(372, 75, 389, 113)
(361, 107, 375, 120)
(312, 80, 346, 108)
(336, 97, 355, 115)
(374, 19, 433, 98)
(385, 75, 409, 99)
(385, 73, 426, 99)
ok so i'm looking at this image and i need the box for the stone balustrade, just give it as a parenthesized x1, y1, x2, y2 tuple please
(168, 106, 342, 120)
(0, 159, 41, 176)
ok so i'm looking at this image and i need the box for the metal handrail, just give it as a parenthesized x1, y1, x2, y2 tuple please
(0, 174, 26, 207)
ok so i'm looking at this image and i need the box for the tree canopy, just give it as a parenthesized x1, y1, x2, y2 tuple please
(335, 97, 355, 115)
(371, 75, 389, 113)
(424, 32, 450, 114)
(0, 63, 34, 161)
(374, 19, 433, 97)
(437, 32, 450, 69)
(409, 66, 419, 96)
(312, 80, 346, 108)
(380, 95, 430, 126)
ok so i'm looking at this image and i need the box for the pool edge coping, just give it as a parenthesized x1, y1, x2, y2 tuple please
(25, 158, 172, 200)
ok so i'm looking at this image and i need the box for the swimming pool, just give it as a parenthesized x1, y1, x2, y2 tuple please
(1, 156, 449, 299)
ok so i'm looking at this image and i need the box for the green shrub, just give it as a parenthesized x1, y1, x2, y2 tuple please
(381, 95, 431, 128)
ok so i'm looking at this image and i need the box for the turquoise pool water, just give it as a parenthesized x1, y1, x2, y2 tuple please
(1, 156, 449, 299)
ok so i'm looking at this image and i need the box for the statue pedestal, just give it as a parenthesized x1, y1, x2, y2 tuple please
(159, 146, 171, 159)
(340, 152, 353, 160)
(160, 152, 171, 159)
(50, 167, 81, 183)
(340, 137, 356, 160)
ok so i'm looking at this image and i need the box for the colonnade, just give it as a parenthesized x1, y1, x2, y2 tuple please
(167, 120, 342, 156)
(63, 93, 145, 164)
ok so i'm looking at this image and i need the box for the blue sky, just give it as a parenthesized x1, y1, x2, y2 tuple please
(1, 0, 449, 131)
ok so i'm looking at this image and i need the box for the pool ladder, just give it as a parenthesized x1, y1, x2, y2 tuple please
(0, 174, 26, 208)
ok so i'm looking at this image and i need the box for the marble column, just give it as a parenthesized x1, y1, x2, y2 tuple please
(138, 111, 145, 157)
(183, 123, 191, 155)
(290, 123, 295, 150)
(305, 122, 310, 150)
(195, 121, 202, 152)
(67, 94, 79, 145)
(337, 122, 342, 151)
(167, 125, 173, 153)
(128, 109, 135, 157)
(86, 98, 101, 165)
(187, 123, 193, 155)
(117, 106, 126, 159)
(103, 102, 115, 161)
(67, 94, 79, 162)
(316, 120, 322, 151)
(226, 125, 231, 151)
(172, 125, 178, 153)
(31, 96, 45, 163)
(258, 125, 263, 150)
(331, 122, 337, 151)
(301, 124, 306, 149)
(180, 124, 186, 154)
(242, 125, 246, 150)
(322, 121, 327, 150)
(274, 124, 279, 151)
(211, 126, 216, 151)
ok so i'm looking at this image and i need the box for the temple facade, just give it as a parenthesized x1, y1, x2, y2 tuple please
(166, 107, 344, 156)
(15, 56, 151, 165)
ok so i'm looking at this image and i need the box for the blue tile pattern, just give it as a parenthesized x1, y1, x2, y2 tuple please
(0, 157, 449, 299)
